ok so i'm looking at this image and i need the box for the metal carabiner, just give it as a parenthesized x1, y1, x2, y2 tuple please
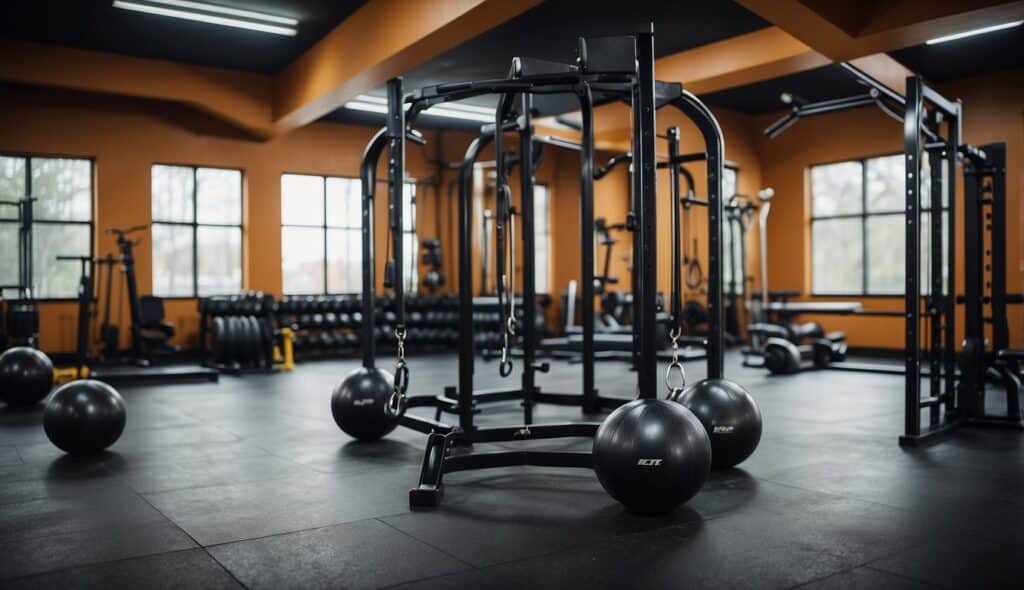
(665, 361, 686, 401)
(499, 332, 513, 377)
(387, 360, 409, 418)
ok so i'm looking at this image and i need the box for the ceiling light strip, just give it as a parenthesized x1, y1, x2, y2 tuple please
(145, 0, 298, 25)
(925, 20, 1023, 45)
(112, 1, 297, 36)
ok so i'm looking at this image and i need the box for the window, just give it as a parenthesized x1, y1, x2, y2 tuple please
(534, 184, 551, 294)
(280, 176, 417, 295)
(721, 167, 743, 293)
(810, 154, 944, 295)
(151, 165, 242, 297)
(402, 183, 418, 293)
(0, 155, 93, 299)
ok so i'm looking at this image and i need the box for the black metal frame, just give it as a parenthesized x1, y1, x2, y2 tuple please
(949, 142, 1022, 430)
(351, 30, 728, 508)
(899, 75, 960, 445)
(150, 164, 243, 299)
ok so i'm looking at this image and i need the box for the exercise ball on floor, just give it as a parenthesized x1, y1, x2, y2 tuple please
(669, 378, 762, 469)
(0, 346, 54, 406)
(593, 398, 711, 515)
(331, 367, 398, 441)
(43, 380, 126, 455)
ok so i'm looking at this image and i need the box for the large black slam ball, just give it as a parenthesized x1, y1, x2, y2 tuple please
(43, 380, 126, 455)
(671, 378, 762, 469)
(331, 367, 398, 441)
(0, 346, 54, 406)
(593, 399, 712, 515)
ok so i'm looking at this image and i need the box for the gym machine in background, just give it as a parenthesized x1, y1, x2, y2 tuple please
(54, 225, 218, 386)
(0, 196, 55, 406)
(770, 69, 1020, 443)
(0, 197, 39, 349)
(957, 142, 1022, 431)
(539, 127, 707, 365)
(742, 187, 852, 373)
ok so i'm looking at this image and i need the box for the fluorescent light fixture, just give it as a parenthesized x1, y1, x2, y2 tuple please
(926, 20, 1022, 45)
(343, 101, 390, 115)
(344, 94, 495, 123)
(142, 0, 297, 24)
(112, 0, 298, 36)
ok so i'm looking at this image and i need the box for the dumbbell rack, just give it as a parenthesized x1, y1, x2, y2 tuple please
(198, 292, 278, 374)
(275, 293, 547, 362)
(275, 295, 363, 361)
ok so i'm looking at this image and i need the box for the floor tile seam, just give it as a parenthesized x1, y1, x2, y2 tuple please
(0, 546, 201, 584)
(859, 563, 947, 588)
(194, 510, 419, 550)
(373, 517, 478, 569)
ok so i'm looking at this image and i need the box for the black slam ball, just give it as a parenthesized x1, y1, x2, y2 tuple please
(331, 367, 399, 441)
(593, 399, 712, 515)
(671, 378, 762, 469)
(43, 379, 127, 455)
(0, 346, 54, 406)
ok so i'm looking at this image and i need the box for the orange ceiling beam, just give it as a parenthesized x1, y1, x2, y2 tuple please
(0, 39, 274, 138)
(736, 0, 1024, 61)
(654, 27, 830, 95)
(0, 0, 539, 139)
(272, 0, 541, 134)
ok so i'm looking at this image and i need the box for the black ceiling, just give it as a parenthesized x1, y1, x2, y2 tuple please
(889, 24, 1024, 82)
(324, 0, 770, 128)
(0, 0, 367, 74)
(701, 24, 1024, 115)
(700, 64, 869, 115)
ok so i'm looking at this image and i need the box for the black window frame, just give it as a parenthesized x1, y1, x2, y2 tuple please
(809, 153, 948, 297)
(150, 163, 244, 299)
(0, 152, 95, 302)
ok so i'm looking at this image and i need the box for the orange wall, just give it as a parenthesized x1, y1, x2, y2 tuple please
(754, 68, 1024, 349)
(0, 84, 476, 353)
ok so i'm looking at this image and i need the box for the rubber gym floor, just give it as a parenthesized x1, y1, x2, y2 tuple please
(1, 352, 1021, 589)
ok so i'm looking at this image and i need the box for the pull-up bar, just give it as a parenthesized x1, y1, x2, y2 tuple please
(765, 63, 939, 141)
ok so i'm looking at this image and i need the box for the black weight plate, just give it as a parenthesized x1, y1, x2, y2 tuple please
(225, 316, 240, 363)
(211, 316, 226, 363)
(238, 316, 253, 365)
(259, 317, 274, 364)
(245, 316, 260, 365)
(249, 316, 264, 365)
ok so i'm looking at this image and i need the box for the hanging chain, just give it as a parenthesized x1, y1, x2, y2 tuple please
(665, 326, 686, 401)
(387, 325, 409, 417)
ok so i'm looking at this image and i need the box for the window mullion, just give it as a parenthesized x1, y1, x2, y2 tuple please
(323, 177, 328, 295)
(861, 159, 868, 296)
(193, 166, 199, 297)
